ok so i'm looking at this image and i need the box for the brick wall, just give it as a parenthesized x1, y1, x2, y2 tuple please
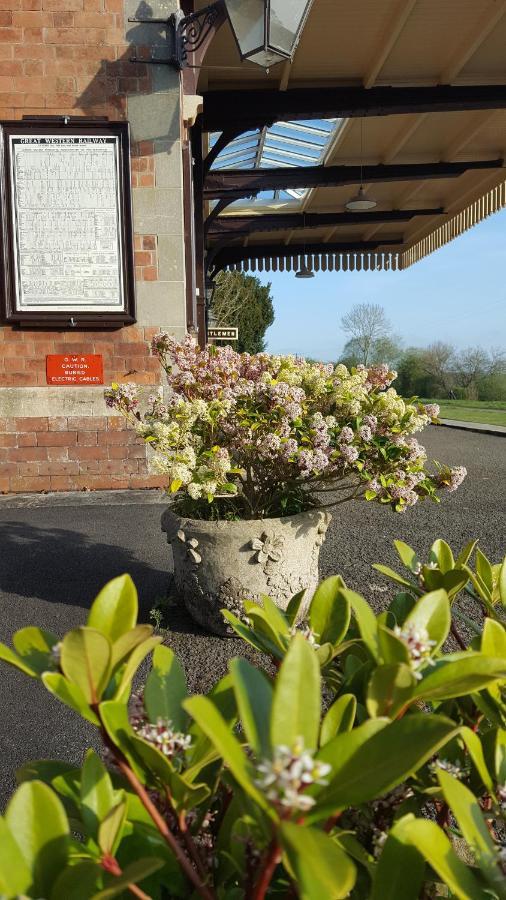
(0, 0, 186, 494)
(0, 415, 166, 493)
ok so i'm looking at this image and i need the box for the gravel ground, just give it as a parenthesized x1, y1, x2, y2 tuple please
(0, 426, 504, 807)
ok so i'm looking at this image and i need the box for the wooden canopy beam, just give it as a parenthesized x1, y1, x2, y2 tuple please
(207, 207, 445, 238)
(209, 239, 403, 272)
(204, 158, 503, 199)
(202, 84, 506, 133)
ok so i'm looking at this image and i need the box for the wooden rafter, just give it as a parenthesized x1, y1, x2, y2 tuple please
(363, 0, 418, 88)
(440, 1, 506, 84)
(207, 207, 445, 238)
(204, 158, 503, 199)
(202, 84, 506, 133)
(209, 239, 404, 273)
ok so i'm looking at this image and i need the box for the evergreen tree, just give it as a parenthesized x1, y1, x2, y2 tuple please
(209, 271, 274, 354)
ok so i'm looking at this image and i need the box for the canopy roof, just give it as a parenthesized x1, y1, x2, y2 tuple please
(197, 0, 506, 275)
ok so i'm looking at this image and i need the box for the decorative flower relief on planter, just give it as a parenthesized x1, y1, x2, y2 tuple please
(250, 533, 285, 566)
(176, 529, 202, 564)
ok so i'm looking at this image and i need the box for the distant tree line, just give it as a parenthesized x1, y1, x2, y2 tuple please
(339, 303, 506, 400)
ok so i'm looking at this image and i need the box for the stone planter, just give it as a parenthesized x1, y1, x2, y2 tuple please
(161, 507, 332, 635)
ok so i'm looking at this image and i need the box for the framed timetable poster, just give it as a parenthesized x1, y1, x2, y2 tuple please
(0, 119, 136, 327)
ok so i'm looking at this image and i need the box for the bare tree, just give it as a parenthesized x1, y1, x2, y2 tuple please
(340, 303, 391, 365)
(453, 346, 506, 393)
(419, 342, 456, 396)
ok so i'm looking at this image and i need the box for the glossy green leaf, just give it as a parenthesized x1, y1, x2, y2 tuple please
(391, 815, 486, 900)
(16, 759, 78, 787)
(221, 610, 283, 659)
(393, 540, 419, 572)
(143, 645, 188, 730)
(230, 657, 272, 757)
(320, 694, 356, 745)
(387, 592, 417, 626)
(280, 822, 356, 900)
(371, 828, 424, 900)
(456, 539, 478, 568)
(243, 605, 288, 653)
(309, 576, 351, 646)
(61, 627, 112, 704)
(437, 770, 503, 894)
(6, 780, 69, 897)
(12, 627, 59, 675)
(403, 588, 451, 652)
(42, 672, 100, 726)
(98, 799, 127, 856)
(499, 557, 506, 606)
(378, 625, 410, 665)
(99, 700, 146, 782)
(372, 564, 414, 590)
(0, 641, 37, 677)
(129, 733, 210, 811)
(285, 589, 306, 627)
(87, 574, 138, 641)
(459, 727, 494, 794)
(50, 861, 103, 900)
(92, 858, 164, 899)
(413, 654, 506, 701)
(110, 625, 154, 670)
(431, 538, 454, 573)
(0, 816, 32, 897)
(313, 715, 459, 815)
(81, 749, 116, 841)
(271, 633, 320, 751)
(339, 588, 380, 660)
(113, 635, 162, 702)
(259, 593, 290, 637)
(366, 663, 416, 718)
(475, 548, 494, 593)
(481, 617, 506, 658)
(184, 695, 272, 815)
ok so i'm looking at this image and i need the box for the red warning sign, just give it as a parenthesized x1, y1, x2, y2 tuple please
(46, 354, 104, 386)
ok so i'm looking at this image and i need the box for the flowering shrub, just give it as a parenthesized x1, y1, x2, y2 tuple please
(0, 542, 505, 899)
(105, 334, 466, 519)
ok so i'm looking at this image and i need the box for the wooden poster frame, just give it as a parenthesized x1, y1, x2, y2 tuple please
(0, 118, 136, 328)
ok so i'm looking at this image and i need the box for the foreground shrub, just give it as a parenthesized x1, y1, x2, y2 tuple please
(105, 337, 466, 519)
(0, 541, 504, 899)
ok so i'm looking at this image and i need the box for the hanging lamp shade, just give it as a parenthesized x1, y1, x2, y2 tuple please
(345, 185, 378, 211)
(224, 0, 315, 69)
(295, 263, 315, 278)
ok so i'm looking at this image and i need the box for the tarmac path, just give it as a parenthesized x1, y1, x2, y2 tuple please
(0, 426, 504, 807)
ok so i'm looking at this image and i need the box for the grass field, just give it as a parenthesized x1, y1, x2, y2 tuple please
(423, 399, 506, 427)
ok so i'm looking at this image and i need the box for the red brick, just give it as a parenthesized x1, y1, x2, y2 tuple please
(47, 446, 68, 461)
(108, 444, 131, 459)
(76, 459, 101, 474)
(37, 431, 77, 446)
(126, 445, 146, 459)
(129, 475, 166, 489)
(0, 27, 23, 41)
(1, 463, 18, 476)
(10, 475, 51, 491)
(69, 445, 108, 460)
(10, 446, 47, 461)
(98, 430, 136, 445)
(0, 477, 10, 492)
(143, 266, 158, 281)
(142, 235, 156, 250)
(0, 433, 17, 447)
(0, 13, 12, 26)
(38, 461, 79, 476)
(50, 475, 78, 490)
(77, 431, 98, 446)
(18, 433, 37, 447)
(67, 415, 106, 431)
(107, 416, 127, 431)
(21, 462, 41, 476)
(4, 357, 26, 372)
(15, 416, 48, 431)
(48, 416, 68, 431)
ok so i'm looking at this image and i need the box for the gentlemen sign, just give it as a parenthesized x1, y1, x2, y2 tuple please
(208, 326, 239, 341)
(0, 121, 135, 327)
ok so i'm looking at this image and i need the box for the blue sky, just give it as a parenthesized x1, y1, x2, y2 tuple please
(259, 208, 506, 361)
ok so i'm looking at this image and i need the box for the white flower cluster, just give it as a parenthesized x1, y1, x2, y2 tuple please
(137, 716, 192, 765)
(393, 622, 436, 678)
(289, 622, 321, 648)
(430, 758, 464, 779)
(254, 738, 331, 812)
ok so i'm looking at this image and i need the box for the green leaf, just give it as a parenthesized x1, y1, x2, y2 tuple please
(184, 695, 273, 815)
(378, 625, 410, 665)
(61, 627, 112, 704)
(391, 815, 487, 900)
(312, 715, 459, 815)
(459, 727, 494, 794)
(0, 816, 32, 897)
(6, 780, 69, 897)
(387, 592, 416, 626)
(42, 672, 100, 726)
(456, 539, 478, 568)
(320, 694, 356, 745)
(339, 588, 380, 660)
(221, 610, 283, 660)
(475, 548, 494, 593)
(143, 645, 188, 731)
(403, 588, 450, 652)
(243, 605, 288, 654)
(99, 701, 146, 782)
(371, 828, 425, 900)
(12, 627, 59, 675)
(271, 633, 320, 752)
(92, 858, 164, 899)
(230, 657, 272, 757)
(87, 574, 138, 640)
(110, 625, 154, 670)
(437, 770, 503, 895)
(285, 590, 306, 627)
(280, 822, 356, 900)
(309, 577, 351, 646)
(413, 654, 506, 701)
(0, 641, 38, 676)
(98, 799, 127, 856)
(393, 540, 420, 572)
(51, 861, 103, 900)
(366, 663, 416, 718)
(259, 593, 290, 637)
(431, 538, 455, 573)
(81, 750, 116, 841)
(481, 617, 506, 658)
(129, 733, 210, 811)
(113, 635, 162, 701)
(372, 563, 414, 590)
(499, 557, 506, 607)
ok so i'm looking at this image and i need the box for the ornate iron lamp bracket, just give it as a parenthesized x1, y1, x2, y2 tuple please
(128, 1, 224, 69)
